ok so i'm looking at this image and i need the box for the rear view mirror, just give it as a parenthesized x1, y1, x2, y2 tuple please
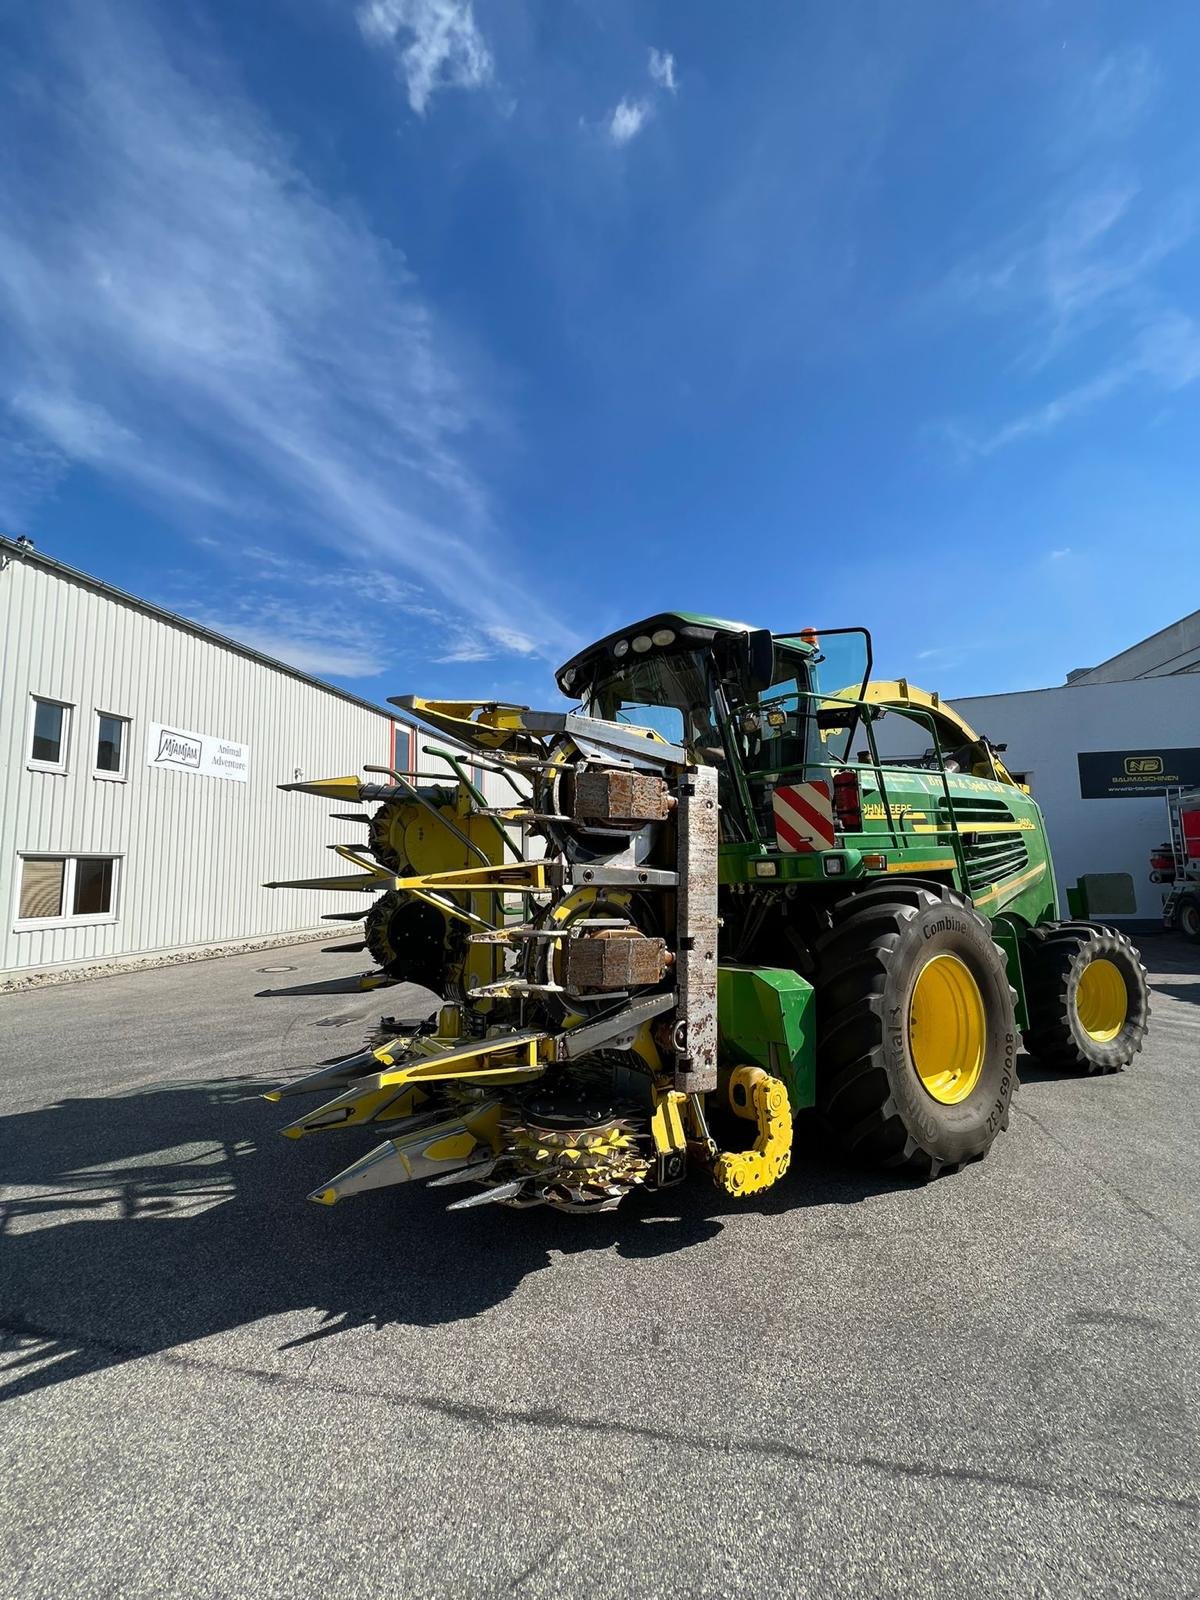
(743, 628, 774, 695)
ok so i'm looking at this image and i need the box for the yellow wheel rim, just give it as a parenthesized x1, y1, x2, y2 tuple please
(908, 954, 986, 1105)
(1075, 958, 1128, 1043)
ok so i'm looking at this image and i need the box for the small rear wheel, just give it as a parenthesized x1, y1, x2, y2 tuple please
(1021, 922, 1149, 1074)
(1176, 895, 1200, 942)
(816, 884, 1018, 1176)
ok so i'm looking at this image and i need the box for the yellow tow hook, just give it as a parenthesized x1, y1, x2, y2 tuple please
(713, 1066, 793, 1197)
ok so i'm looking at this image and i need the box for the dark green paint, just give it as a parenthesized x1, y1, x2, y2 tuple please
(717, 965, 817, 1111)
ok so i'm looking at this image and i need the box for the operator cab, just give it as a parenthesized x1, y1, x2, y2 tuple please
(556, 613, 872, 842)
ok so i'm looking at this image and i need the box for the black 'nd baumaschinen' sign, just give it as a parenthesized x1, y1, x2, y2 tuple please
(1077, 748, 1200, 799)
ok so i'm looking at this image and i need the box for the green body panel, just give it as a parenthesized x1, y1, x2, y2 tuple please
(717, 965, 816, 1111)
(990, 917, 1029, 1031)
(722, 764, 1058, 931)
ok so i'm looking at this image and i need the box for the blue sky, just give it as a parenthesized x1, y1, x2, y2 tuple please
(3, 1, 1199, 707)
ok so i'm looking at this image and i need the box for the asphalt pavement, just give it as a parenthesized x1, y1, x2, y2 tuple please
(1, 935, 1197, 1599)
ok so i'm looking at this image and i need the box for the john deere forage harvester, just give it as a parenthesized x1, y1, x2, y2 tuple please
(264, 615, 1149, 1213)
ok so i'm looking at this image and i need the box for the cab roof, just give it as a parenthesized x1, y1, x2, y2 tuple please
(555, 612, 755, 694)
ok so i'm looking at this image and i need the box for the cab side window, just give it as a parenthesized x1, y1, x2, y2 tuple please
(741, 653, 812, 774)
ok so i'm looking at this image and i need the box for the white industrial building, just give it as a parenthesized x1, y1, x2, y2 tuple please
(0, 536, 502, 979)
(953, 614, 1200, 927)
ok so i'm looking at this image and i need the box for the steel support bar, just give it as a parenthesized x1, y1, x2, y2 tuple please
(674, 763, 720, 1093)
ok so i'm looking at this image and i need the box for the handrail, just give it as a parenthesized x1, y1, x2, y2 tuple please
(419, 745, 526, 862)
(422, 743, 531, 802)
(744, 684, 978, 881)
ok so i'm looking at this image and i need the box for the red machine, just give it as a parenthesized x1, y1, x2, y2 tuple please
(1151, 787, 1200, 941)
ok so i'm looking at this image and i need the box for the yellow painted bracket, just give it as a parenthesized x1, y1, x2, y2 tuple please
(278, 775, 366, 801)
(282, 1083, 428, 1140)
(858, 681, 1020, 786)
(324, 847, 505, 933)
(713, 1066, 793, 1198)
(262, 872, 382, 892)
(394, 697, 537, 753)
(309, 1100, 505, 1205)
(393, 862, 549, 895)
(650, 1090, 688, 1157)
(280, 1037, 549, 1139)
(374, 1030, 549, 1087)
(329, 844, 394, 883)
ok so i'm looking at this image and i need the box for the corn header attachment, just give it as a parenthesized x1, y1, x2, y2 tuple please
(266, 699, 792, 1213)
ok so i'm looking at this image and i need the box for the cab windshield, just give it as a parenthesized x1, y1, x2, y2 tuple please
(582, 649, 718, 749)
(794, 628, 871, 766)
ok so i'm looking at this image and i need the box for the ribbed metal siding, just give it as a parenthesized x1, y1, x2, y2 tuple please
(0, 557, 508, 975)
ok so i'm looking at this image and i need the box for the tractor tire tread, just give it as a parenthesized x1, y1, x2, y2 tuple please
(1020, 923, 1150, 1074)
(817, 884, 1017, 1177)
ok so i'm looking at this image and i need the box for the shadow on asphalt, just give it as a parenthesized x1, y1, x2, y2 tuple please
(254, 974, 376, 998)
(0, 1076, 932, 1400)
(1148, 982, 1200, 1005)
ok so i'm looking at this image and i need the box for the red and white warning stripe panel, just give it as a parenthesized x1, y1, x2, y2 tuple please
(772, 781, 835, 853)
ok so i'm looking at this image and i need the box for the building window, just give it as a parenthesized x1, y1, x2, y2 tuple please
(16, 855, 120, 926)
(73, 857, 116, 914)
(17, 858, 66, 920)
(95, 712, 130, 778)
(29, 697, 71, 770)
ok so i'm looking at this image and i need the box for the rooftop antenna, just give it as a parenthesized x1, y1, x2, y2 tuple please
(1, 533, 34, 572)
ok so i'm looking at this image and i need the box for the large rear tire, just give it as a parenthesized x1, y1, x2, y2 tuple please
(1021, 922, 1149, 1074)
(816, 883, 1017, 1176)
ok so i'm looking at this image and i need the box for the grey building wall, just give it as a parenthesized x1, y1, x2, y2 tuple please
(1066, 610, 1200, 685)
(867, 674, 1198, 922)
(954, 677, 1199, 922)
(0, 542, 505, 976)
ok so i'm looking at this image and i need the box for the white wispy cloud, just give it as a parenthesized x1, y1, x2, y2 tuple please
(165, 552, 400, 678)
(485, 624, 537, 655)
(0, 0, 575, 673)
(357, 0, 494, 115)
(162, 545, 541, 683)
(608, 98, 651, 146)
(950, 308, 1200, 456)
(942, 181, 1197, 344)
(0, 430, 64, 526)
(191, 611, 389, 680)
(648, 49, 678, 94)
(1079, 46, 1159, 139)
(936, 47, 1200, 460)
(10, 390, 137, 459)
(437, 637, 495, 663)
(603, 44, 680, 146)
(436, 623, 537, 664)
